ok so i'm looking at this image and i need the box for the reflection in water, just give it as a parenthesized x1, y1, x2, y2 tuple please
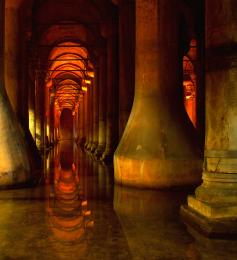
(47, 141, 93, 242)
(114, 185, 201, 259)
(0, 141, 237, 259)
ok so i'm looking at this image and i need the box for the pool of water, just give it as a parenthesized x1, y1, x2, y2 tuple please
(0, 141, 237, 259)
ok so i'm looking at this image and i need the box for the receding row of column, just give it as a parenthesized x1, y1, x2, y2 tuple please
(78, 2, 135, 164)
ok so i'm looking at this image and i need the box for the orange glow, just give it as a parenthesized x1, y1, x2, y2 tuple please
(183, 80, 196, 126)
(87, 70, 95, 78)
(82, 86, 87, 92)
(183, 39, 197, 127)
(84, 79, 91, 85)
(44, 41, 95, 143)
(46, 143, 93, 242)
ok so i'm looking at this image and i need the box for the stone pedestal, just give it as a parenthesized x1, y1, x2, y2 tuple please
(114, 0, 202, 188)
(181, 0, 237, 236)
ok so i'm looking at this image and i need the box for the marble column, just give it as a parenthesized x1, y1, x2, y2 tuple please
(114, 0, 202, 188)
(90, 67, 99, 153)
(0, 0, 31, 187)
(78, 94, 85, 145)
(35, 70, 44, 150)
(101, 20, 119, 163)
(82, 90, 88, 148)
(84, 85, 91, 150)
(4, 0, 24, 112)
(87, 83, 94, 150)
(117, 0, 135, 139)
(181, 0, 237, 237)
(94, 51, 107, 160)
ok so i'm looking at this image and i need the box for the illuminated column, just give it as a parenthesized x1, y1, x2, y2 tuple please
(72, 110, 78, 141)
(94, 51, 107, 160)
(86, 82, 93, 150)
(101, 20, 119, 163)
(91, 67, 99, 153)
(0, 0, 31, 187)
(78, 94, 85, 144)
(28, 76, 36, 140)
(117, 0, 135, 139)
(35, 70, 44, 149)
(181, 0, 237, 236)
(49, 94, 55, 144)
(84, 85, 91, 149)
(114, 0, 202, 188)
(4, 0, 24, 112)
(45, 84, 50, 146)
(84, 88, 90, 148)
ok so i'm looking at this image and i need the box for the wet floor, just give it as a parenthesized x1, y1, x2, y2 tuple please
(0, 141, 237, 260)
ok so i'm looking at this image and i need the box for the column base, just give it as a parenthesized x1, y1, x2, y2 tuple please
(0, 167, 32, 188)
(101, 149, 114, 164)
(90, 142, 98, 154)
(78, 137, 86, 148)
(180, 204, 237, 239)
(94, 144, 106, 160)
(114, 155, 202, 189)
(85, 141, 93, 151)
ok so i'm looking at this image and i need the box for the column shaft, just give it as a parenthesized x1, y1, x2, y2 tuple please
(101, 21, 119, 163)
(118, 0, 135, 139)
(181, 0, 237, 237)
(114, 0, 202, 188)
(94, 52, 107, 159)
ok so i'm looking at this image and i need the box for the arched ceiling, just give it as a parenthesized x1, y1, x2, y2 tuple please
(47, 41, 93, 112)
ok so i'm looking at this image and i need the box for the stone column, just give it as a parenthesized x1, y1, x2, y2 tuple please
(181, 0, 237, 237)
(90, 67, 99, 153)
(4, 0, 24, 112)
(114, 0, 202, 188)
(117, 0, 135, 139)
(86, 84, 93, 150)
(35, 70, 44, 150)
(0, 0, 31, 187)
(101, 20, 119, 163)
(82, 90, 88, 148)
(94, 51, 107, 160)
(84, 86, 91, 149)
(78, 94, 85, 144)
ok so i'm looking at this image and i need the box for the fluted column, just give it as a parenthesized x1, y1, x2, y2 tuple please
(0, 0, 31, 187)
(101, 20, 119, 163)
(181, 0, 237, 237)
(94, 51, 107, 159)
(117, 0, 135, 139)
(114, 0, 202, 188)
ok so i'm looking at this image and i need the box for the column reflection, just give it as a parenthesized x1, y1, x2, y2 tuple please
(47, 141, 94, 243)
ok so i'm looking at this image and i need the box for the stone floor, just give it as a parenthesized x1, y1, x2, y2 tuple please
(0, 141, 237, 260)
